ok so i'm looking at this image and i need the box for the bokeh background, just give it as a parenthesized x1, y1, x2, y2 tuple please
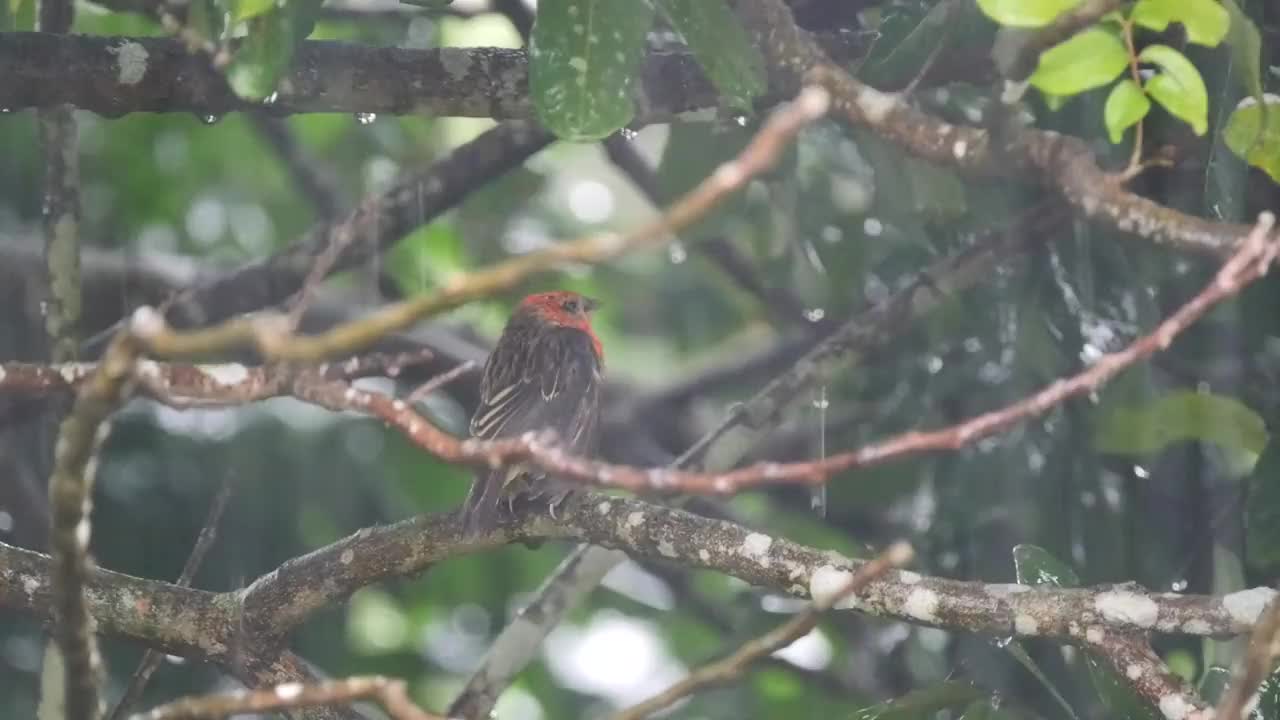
(3, 0, 1280, 718)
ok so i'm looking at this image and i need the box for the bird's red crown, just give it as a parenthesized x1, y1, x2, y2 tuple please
(519, 291, 604, 359)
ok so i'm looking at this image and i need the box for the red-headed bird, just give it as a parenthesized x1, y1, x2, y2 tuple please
(462, 291, 604, 536)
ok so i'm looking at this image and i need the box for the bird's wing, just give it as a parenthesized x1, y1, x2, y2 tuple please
(470, 328, 601, 447)
(463, 328, 601, 536)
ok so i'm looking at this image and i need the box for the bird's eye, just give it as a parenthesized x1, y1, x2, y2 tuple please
(561, 298, 579, 313)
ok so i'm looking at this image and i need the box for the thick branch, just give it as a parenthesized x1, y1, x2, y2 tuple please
(3, 497, 1275, 655)
(0, 32, 868, 119)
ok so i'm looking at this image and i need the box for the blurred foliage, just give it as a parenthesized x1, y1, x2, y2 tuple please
(3, 0, 1280, 719)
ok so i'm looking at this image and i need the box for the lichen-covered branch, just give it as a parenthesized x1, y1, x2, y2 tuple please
(612, 542, 915, 720)
(3, 497, 1275, 656)
(735, 0, 1254, 261)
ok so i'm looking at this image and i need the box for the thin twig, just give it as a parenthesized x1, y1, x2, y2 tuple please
(406, 361, 479, 403)
(287, 212, 1280, 497)
(107, 475, 237, 720)
(611, 542, 914, 720)
(131, 676, 445, 720)
(1216, 593, 1280, 720)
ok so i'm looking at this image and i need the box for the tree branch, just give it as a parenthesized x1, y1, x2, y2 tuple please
(108, 86, 831, 362)
(0, 32, 869, 119)
(135, 677, 443, 720)
(3, 497, 1275, 657)
(734, 0, 1253, 260)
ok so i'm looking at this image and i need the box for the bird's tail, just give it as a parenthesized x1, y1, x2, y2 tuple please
(461, 471, 503, 538)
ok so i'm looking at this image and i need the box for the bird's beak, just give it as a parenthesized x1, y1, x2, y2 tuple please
(582, 296, 602, 313)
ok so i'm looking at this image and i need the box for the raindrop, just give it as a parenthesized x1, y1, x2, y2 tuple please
(820, 225, 843, 244)
(199, 114, 221, 125)
(733, 115, 748, 127)
(924, 355, 943, 374)
(863, 217, 883, 237)
(803, 307, 825, 323)
(356, 112, 378, 125)
(1171, 579, 1188, 592)
(619, 127, 638, 140)
(263, 91, 279, 105)
(992, 636, 1014, 649)
(164, 654, 187, 665)
(0, 108, 11, 113)
(811, 391, 829, 410)
(1133, 465, 1150, 479)
(667, 242, 687, 264)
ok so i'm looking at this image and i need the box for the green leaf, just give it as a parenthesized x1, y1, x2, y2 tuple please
(226, 0, 323, 100)
(1093, 389, 1267, 458)
(227, 0, 275, 23)
(1223, 96, 1280, 185)
(1222, 0, 1264, 102)
(1104, 79, 1152, 143)
(529, 0, 655, 141)
(852, 681, 985, 720)
(1010, 546, 1159, 720)
(975, 0, 1082, 28)
(1198, 666, 1231, 705)
(1029, 28, 1128, 96)
(655, 123, 754, 237)
(2, 0, 34, 30)
(652, 0, 765, 112)
(1140, 44, 1210, 135)
(1131, 0, 1230, 47)
(1246, 441, 1280, 575)
(1256, 669, 1280, 720)
(1013, 544, 1080, 586)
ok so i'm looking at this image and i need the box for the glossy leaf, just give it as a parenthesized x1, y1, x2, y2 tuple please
(1029, 28, 1128, 96)
(1140, 44, 1210, 135)
(1223, 96, 1280, 184)
(1104, 79, 1152, 143)
(1012, 546, 1159, 720)
(1198, 666, 1231, 705)
(2, 0, 34, 30)
(1131, 0, 1230, 47)
(976, 0, 1082, 28)
(852, 681, 985, 720)
(1256, 669, 1280, 720)
(1246, 441, 1280, 575)
(1093, 390, 1267, 458)
(653, 0, 765, 112)
(1222, 0, 1264, 102)
(226, 0, 323, 100)
(226, 0, 275, 23)
(1013, 544, 1079, 586)
(529, 0, 655, 141)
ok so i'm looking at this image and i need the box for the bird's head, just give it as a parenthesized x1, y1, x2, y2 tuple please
(518, 290, 603, 359)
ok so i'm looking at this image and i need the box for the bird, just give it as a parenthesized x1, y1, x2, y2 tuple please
(461, 290, 604, 537)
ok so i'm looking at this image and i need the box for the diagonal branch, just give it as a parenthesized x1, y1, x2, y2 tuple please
(612, 541, 914, 720)
(448, 200, 1057, 718)
(84, 121, 554, 352)
(735, 0, 1253, 260)
(114, 86, 832, 362)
